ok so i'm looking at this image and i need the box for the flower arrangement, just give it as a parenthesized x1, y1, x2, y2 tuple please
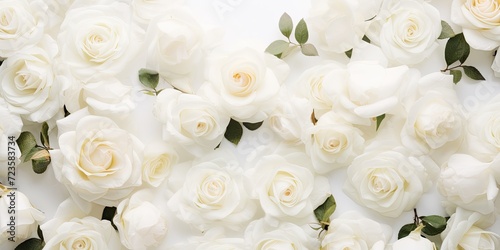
(0, 0, 500, 249)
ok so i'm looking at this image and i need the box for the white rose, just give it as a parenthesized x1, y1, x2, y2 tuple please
(199, 46, 289, 122)
(451, 0, 500, 50)
(154, 89, 230, 156)
(168, 150, 256, 231)
(245, 219, 319, 250)
(0, 98, 22, 177)
(247, 146, 330, 222)
(64, 76, 135, 117)
(0, 190, 45, 243)
(373, 0, 441, 65)
(390, 224, 436, 250)
(50, 108, 143, 209)
(43, 216, 122, 250)
(308, 0, 382, 53)
(344, 147, 438, 217)
(132, 0, 184, 24)
(145, 7, 208, 93)
(466, 95, 500, 161)
(58, 1, 142, 80)
(0, 36, 66, 122)
(438, 154, 498, 215)
(141, 141, 178, 187)
(0, 0, 46, 57)
(306, 111, 365, 173)
(441, 208, 500, 250)
(114, 190, 168, 250)
(321, 211, 392, 250)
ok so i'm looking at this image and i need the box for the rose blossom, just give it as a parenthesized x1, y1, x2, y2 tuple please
(0, 98, 22, 177)
(0, 36, 66, 122)
(321, 211, 392, 249)
(390, 224, 436, 250)
(168, 150, 256, 231)
(441, 208, 500, 250)
(244, 219, 319, 249)
(50, 108, 143, 210)
(141, 141, 178, 187)
(438, 154, 499, 215)
(154, 89, 230, 156)
(451, 0, 500, 50)
(370, 0, 441, 65)
(344, 146, 439, 217)
(132, 0, 184, 24)
(305, 111, 365, 173)
(308, 0, 382, 53)
(199, 46, 289, 122)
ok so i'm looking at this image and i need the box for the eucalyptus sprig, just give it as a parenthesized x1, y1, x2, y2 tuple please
(398, 208, 448, 239)
(265, 13, 319, 59)
(439, 21, 485, 84)
(311, 194, 336, 238)
(138, 68, 163, 96)
(16, 122, 52, 174)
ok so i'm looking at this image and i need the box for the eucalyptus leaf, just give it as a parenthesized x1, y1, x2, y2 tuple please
(23, 147, 45, 163)
(295, 19, 309, 45)
(15, 238, 44, 250)
(445, 33, 470, 66)
(450, 69, 462, 84)
(421, 215, 447, 236)
(279, 12, 293, 38)
(102, 206, 118, 230)
(438, 20, 455, 39)
(376, 114, 386, 131)
(462, 65, 485, 81)
(242, 121, 264, 131)
(138, 68, 160, 89)
(40, 122, 50, 148)
(314, 195, 336, 224)
(398, 223, 418, 239)
(265, 40, 290, 56)
(224, 119, 243, 146)
(17, 131, 37, 157)
(32, 151, 50, 174)
(301, 43, 319, 56)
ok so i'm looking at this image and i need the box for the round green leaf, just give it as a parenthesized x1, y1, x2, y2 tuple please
(314, 195, 336, 224)
(421, 215, 447, 236)
(138, 68, 160, 89)
(224, 119, 243, 146)
(450, 69, 462, 84)
(398, 223, 418, 239)
(279, 13, 293, 38)
(445, 33, 470, 66)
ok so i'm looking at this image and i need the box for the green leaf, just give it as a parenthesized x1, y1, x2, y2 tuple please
(445, 33, 470, 66)
(224, 119, 243, 146)
(438, 20, 455, 39)
(16, 131, 37, 157)
(279, 45, 298, 59)
(37, 225, 44, 242)
(398, 223, 418, 239)
(301, 43, 319, 56)
(23, 147, 44, 163)
(265, 40, 290, 56)
(462, 65, 486, 81)
(242, 121, 264, 131)
(362, 35, 371, 43)
(40, 122, 50, 148)
(15, 238, 44, 250)
(279, 12, 293, 38)
(31, 150, 50, 174)
(314, 195, 337, 224)
(345, 49, 353, 59)
(421, 215, 447, 236)
(138, 68, 159, 90)
(102, 206, 118, 230)
(376, 114, 386, 131)
(295, 19, 309, 45)
(450, 69, 462, 84)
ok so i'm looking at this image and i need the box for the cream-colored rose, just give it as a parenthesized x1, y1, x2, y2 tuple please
(141, 141, 178, 187)
(438, 154, 498, 215)
(0, 98, 22, 177)
(50, 109, 143, 209)
(321, 211, 392, 250)
(145, 7, 208, 93)
(199, 46, 289, 122)
(466, 95, 500, 162)
(114, 191, 168, 250)
(441, 208, 500, 250)
(0, 0, 46, 57)
(451, 0, 500, 50)
(306, 111, 365, 173)
(373, 0, 441, 65)
(344, 147, 439, 217)
(0, 190, 45, 243)
(309, 0, 382, 53)
(168, 150, 256, 231)
(245, 219, 319, 250)
(390, 224, 436, 250)
(154, 89, 230, 156)
(58, 1, 142, 80)
(0, 36, 66, 122)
